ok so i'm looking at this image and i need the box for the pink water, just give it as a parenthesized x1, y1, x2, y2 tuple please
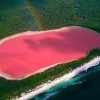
(0, 27, 100, 77)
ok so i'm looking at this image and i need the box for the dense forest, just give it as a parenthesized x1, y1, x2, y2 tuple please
(0, 48, 100, 100)
(29, 0, 100, 31)
(0, 0, 100, 38)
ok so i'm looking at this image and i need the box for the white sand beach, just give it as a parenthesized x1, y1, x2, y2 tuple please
(16, 56, 100, 100)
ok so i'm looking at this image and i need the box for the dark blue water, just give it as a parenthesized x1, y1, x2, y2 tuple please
(31, 64, 100, 100)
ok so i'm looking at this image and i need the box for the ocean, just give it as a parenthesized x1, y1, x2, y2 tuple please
(31, 64, 100, 100)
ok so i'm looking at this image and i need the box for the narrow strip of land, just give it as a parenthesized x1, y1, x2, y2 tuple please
(17, 57, 100, 100)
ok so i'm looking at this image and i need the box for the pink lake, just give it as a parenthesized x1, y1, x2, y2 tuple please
(0, 26, 100, 78)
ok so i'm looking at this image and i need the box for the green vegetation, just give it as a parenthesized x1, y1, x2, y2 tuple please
(0, 0, 100, 39)
(0, 0, 39, 39)
(0, 48, 100, 100)
(0, 0, 100, 99)
(26, 0, 100, 31)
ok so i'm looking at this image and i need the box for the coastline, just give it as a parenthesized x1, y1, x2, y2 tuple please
(0, 26, 100, 99)
(16, 56, 100, 100)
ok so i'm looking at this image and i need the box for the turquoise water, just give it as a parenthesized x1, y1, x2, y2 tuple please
(31, 64, 100, 100)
